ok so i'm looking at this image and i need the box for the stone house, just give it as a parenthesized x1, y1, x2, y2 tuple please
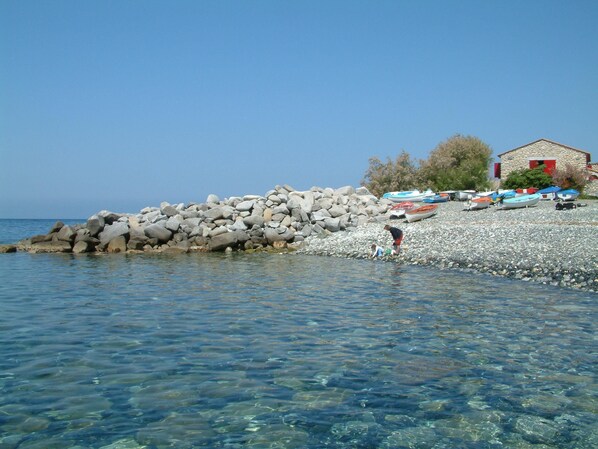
(495, 138, 592, 182)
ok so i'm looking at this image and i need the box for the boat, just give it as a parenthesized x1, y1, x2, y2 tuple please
(389, 201, 416, 218)
(382, 189, 434, 202)
(405, 204, 438, 222)
(456, 190, 477, 201)
(496, 193, 541, 209)
(556, 189, 580, 201)
(490, 190, 516, 203)
(537, 186, 561, 200)
(423, 194, 449, 203)
(439, 190, 458, 201)
(464, 196, 492, 211)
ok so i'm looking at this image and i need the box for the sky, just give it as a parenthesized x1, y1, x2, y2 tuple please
(1, 0, 597, 218)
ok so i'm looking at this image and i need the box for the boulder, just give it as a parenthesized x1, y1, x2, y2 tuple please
(99, 222, 130, 247)
(48, 221, 64, 234)
(264, 227, 294, 244)
(87, 215, 105, 237)
(236, 200, 255, 212)
(328, 205, 346, 218)
(127, 239, 146, 251)
(29, 241, 72, 253)
(209, 231, 238, 251)
(263, 208, 273, 223)
(161, 205, 179, 217)
(97, 210, 122, 225)
(72, 240, 92, 254)
(203, 207, 225, 220)
(31, 234, 51, 244)
(0, 245, 17, 253)
(144, 224, 172, 242)
(206, 194, 220, 204)
(243, 215, 264, 228)
(165, 216, 182, 232)
(324, 217, 341, 232)
(107, 236, 127, 253)
(335, 186, 355, 196)
(56, 225, 76, 242)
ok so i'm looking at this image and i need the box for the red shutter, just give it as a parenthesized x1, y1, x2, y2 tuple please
(544, 160, 556, 175)
(494, 163, 501, 178)
(529, 160, 539, 169)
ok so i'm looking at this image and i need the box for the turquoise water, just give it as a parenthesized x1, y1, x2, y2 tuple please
(0, 221, 596, 448)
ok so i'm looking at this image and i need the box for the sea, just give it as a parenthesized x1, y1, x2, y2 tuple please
(0, 219, 596, 448)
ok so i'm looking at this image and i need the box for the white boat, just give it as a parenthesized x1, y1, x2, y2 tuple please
(383, 189, 434, 203)
(556, 189, 580, 201)
(464, 196, 492, 211)
(405, 204, 438, 222)
(457, 190, 477, 201)
(388, 201, 416, 218)
(497, 193, 541, 209)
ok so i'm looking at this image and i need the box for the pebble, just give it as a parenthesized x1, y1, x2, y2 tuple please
(297, 200, 598, 292)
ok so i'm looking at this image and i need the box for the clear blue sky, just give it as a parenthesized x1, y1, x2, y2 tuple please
(1, 0, 597, 218)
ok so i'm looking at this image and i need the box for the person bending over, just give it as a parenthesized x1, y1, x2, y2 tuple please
(384, 225, 404, 254)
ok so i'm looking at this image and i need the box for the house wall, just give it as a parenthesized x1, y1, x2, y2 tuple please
(500, 140, 588, 181)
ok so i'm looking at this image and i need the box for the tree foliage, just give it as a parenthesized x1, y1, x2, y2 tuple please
(502, 165, 554, 190)
(361, 134, 493, 195)
(361, 151, 421, 197)
(418, 134, 493, 191)
(551, 163, 589, 192)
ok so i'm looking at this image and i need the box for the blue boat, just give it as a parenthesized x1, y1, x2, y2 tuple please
(497, 193, 541, 209)
(537, 186, 561, 200)
(382, 189, 434, 202)
(423, 194, 449, 203)
(490, 190, 516, 202)
(556, 189, 580, 201)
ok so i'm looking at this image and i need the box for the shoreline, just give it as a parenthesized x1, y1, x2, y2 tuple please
(296, 200, 598, 293)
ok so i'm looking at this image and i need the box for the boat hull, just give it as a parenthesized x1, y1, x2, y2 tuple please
(405, 205, 438, 222)
(556, 189, 580, 201)
(497, 193, 541, 209)
(464, 197, 491, 211)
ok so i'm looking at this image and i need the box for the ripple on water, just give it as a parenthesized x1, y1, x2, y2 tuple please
(0, 253, 596, 448)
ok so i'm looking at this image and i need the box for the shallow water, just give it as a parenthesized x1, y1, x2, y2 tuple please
(0, 248, 596, 448)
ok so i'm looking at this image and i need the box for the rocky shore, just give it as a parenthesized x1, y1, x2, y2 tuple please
(1, 184, 596, 292)
(298, 198, 598, 292)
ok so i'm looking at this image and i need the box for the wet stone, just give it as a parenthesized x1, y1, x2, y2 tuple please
(514, 415, 560, 444)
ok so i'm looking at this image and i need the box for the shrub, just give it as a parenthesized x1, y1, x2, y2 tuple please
(551, 163, 589, 192)
(361, 151, 421, 197)
(502, 165, 554, 190)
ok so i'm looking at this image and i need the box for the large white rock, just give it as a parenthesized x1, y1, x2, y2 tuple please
(99, 222, 129, 246)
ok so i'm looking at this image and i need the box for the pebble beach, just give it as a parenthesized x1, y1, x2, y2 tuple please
(297, 199, 598, 292)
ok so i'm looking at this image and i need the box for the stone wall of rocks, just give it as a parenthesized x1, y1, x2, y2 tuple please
(14, 185, 392, 254)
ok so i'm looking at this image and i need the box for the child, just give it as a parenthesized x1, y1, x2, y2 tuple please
(370, 243, 384, 258)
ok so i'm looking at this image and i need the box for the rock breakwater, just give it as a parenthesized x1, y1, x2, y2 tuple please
(10, 185, 390, 254)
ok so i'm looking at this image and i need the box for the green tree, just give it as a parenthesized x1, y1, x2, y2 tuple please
(502, 165, 554, 190)
(419, 134, 493, 191)
(551, 163, 588, 192)
(361, 150, 421, 197)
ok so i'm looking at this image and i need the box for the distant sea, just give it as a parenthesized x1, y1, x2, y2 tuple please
(0, 218, 84, 245)
(0, 219, 596, 448)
